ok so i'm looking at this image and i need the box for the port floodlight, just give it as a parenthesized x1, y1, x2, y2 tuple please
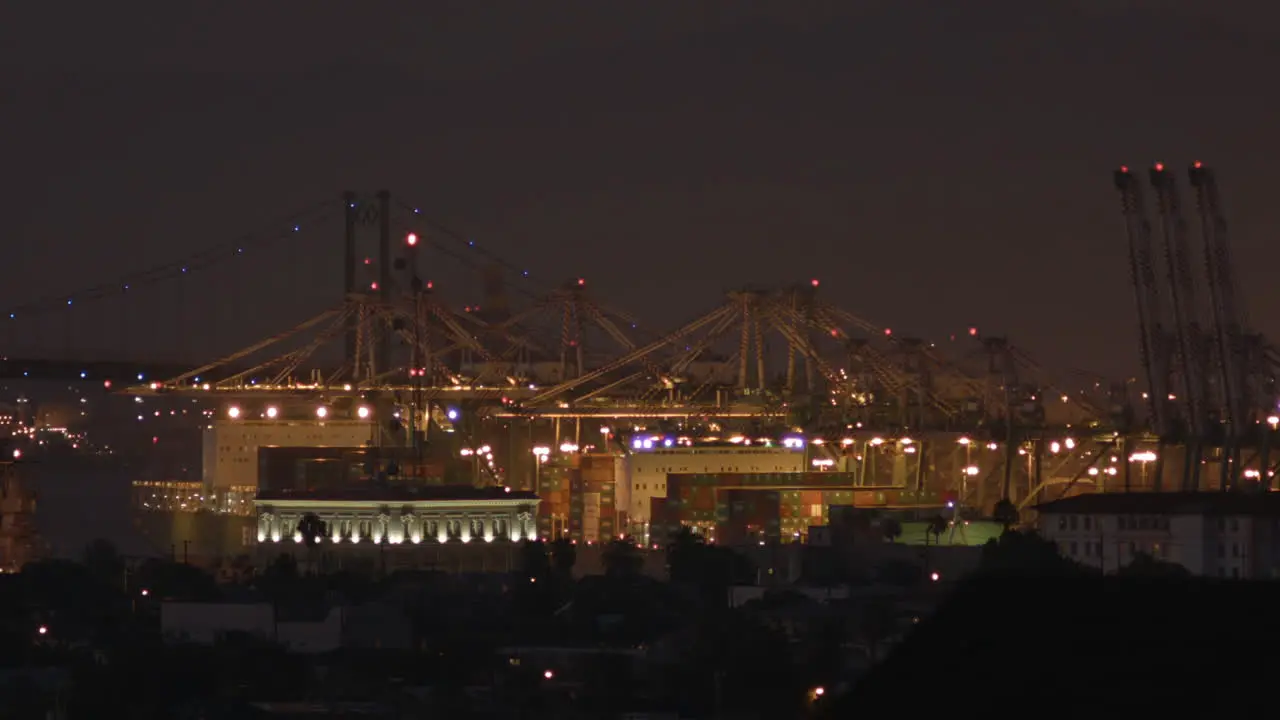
(406, 232, 418, 246)
(227, 406, 241, 419)
(265, 406, 278, 419)
(316, 406, 329, 419)
(357, 406, 371, 419)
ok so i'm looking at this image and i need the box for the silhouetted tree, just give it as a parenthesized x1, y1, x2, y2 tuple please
(992, 498, 1019, 530)
(856, 597, 899, 663)
(926, 515, 949, 545)
(875, 558, 923, 588)
(1117, 552, 1191, 579)
(519, 540, 551, 580)
(602, 539, 642, 580)
(297, 513, 327, 548)
(674, 610, 803, 717)
(135, 558, 219, 601)
(83, 538, 125, 591)
(881, 517, 903, 543)
(550, 537, 577, 579)
(667, 527, 707, 585)
(667, 527, 753, 608)
(977, 529, 1082, 578)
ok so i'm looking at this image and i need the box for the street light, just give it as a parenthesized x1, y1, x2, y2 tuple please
(532, 446, 550, 495)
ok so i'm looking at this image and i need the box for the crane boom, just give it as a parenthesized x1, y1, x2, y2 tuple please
(1149, 164, 1208, 490)
(1189, 162, 1249, 489)
(1113, 168, 1171, 441)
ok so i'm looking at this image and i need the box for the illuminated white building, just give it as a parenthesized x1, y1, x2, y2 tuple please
(1036, 492, 1280, 579)
(202, 405, 374, 491)
(625, 438, 807, 523)
(254, 487, 540, 547)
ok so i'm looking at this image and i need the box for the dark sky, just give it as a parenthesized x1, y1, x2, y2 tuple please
(3, 1, 1279, 379)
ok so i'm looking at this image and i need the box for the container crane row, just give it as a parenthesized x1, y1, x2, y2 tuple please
(1113, 162, 1278, 492)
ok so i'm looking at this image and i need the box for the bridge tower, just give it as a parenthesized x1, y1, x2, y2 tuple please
(342, 190, 394, 380)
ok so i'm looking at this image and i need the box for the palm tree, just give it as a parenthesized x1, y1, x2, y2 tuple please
(297, 514, 326, 547)
(926, 515, 949, 546)
(296, 514, 326, 574)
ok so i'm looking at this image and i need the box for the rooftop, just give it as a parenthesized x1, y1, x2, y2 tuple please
(1034, 491, 1280, 516)
(255, 485, 539, 503)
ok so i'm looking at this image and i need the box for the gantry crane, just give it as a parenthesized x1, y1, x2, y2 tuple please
(1115, 166, 1176, 489)
(1115, 162, 1275, 492)
(1189, 162, 1270, 490)
(1148, 163, 1210, 490)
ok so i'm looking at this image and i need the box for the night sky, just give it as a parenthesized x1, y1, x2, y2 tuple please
(4, 2, 1279, 380)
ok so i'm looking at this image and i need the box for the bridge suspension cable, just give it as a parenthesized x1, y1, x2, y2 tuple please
(1, 199, 340, 320)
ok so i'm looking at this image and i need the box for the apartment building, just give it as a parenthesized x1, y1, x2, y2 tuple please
(1035, 492, 1280, 579)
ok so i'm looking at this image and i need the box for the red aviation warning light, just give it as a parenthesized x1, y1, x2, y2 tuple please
(811, 278, 820, 288)
(406, 233, 418, 246)
(577, 278, 586, 287)
(1193, 160, 1203, 169)
(883, 328, 892, 337)
(1119, 165, 1130, 173)
(1153, 162, 1165, 172)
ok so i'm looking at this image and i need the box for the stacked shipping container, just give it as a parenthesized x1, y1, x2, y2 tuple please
(649, 472, 922, 545)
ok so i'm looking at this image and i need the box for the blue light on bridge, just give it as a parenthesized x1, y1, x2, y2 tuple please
(137, 373, 145, 381)
(446, 408, 459, 421)
(66, 299, 72, 306)
(293, 226, 299, 232)
(79, 371, 86, 379)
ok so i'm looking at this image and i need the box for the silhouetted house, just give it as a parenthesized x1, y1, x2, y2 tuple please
(1036, 492, 1280, 578)
(841, 578, 1280, 712)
